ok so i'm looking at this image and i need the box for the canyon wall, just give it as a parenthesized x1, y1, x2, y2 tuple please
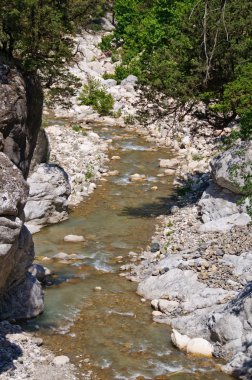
(0, 63, 44, 320)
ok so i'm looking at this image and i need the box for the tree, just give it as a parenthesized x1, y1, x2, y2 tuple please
(109, 0, 252, 126)
(0, 0, 109, 100)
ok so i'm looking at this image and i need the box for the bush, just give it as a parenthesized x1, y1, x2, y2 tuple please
(99, 34, 115, 52)
(78, 78, 114, 116)
(240, 111, 252, 141)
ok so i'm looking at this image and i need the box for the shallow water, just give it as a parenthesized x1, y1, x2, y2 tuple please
(24, 122, 232, 380)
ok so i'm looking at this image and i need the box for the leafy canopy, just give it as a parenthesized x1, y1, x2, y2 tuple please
(0, 0, 110, 79)
(104, 0, 252, 129)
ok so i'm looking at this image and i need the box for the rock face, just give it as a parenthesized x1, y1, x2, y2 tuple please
(199, 182, 244, 223)
(0, 153, 43, 320)
(0, 63, 43, 179)
(199, 143, 251, 232)
(208, 283, 252, 378)
(0, 63, 44, 320)
(211, 141, 252, 195)
(30, 128, 50, 172)
(25, 163, 70, 228)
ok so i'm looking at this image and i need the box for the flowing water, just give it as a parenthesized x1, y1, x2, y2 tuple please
(24, 121, 232, 380)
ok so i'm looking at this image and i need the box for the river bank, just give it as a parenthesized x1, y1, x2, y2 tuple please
(31, 25, 251, 379)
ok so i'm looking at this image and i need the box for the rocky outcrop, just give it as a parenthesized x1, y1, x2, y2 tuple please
(208, 282, 252, 378)
(0, 63, 44, 320)
(30, 128, 50, 173)
(0, 153, 43, 320)
(199, 143, 251, 232)
(211, 141, 252, 195)
(25, 163, 70, 229)
(0, 63, 43, 179)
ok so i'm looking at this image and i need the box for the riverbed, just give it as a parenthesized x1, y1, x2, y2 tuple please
(24, 122, 232, 380)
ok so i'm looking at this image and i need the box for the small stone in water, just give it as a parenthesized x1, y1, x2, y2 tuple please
(64, 235, 85, 242)
(151, 186, 158, 191)
(116, 256, 123, 261)
(130, 173, 146, 182)
(94, 286, 102, 291)
(53, 252, 69, 260)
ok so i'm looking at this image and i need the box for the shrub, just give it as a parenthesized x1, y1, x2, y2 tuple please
(99, 34, 114, 52)
(103, 72, 117, 81)
(124, 114, 136, 125)
(78, 78, 114, 116)
(72, 124, 81, 132)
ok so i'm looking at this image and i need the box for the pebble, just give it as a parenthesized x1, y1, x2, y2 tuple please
(53, 355, 70, 366)
(94, 286, 102, 291)
(63, 235, 85, 242)
(130, 173, 146, 182)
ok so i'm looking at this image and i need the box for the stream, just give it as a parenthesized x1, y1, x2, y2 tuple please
(24, 121, 232, 380)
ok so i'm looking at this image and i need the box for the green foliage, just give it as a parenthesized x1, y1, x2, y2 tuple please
(240, 112, 252, 140)
(72, 124, 81, 132)
(85, 164, 95, 182)
(78, 78, 114, 116)
(0, 0, 110, 95)
(210, 64, 252, 118)
(192, 154, 203, 162)
(124, 114, 136, 125)
(99, 34, 115, 52)
(103, 72, 117, 81)
(112, 0, 252, 124)
(112, 109, 122, 118)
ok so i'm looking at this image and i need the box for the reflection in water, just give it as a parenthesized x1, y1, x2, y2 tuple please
(24, 123, 232, 380)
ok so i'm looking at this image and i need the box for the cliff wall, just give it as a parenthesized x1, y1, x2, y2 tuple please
(0, 63, 44, 320)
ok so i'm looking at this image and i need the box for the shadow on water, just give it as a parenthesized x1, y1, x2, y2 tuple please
(120, 175, 208, 218)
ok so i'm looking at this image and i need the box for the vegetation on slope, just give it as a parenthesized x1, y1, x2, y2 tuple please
(102, 0, 252, 132)
(0, 0, 111, 104)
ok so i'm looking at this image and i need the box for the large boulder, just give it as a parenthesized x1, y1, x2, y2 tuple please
(0, 152, 28, 216)
(138, 268, 227, 314)
(199, 182, 246, 223)
(0, 153, 43, 320)
(198, 142, 252, 232)
(208, 282, 252, 378)
(211, 141, 252, 195)
(25, 163, 71, 227)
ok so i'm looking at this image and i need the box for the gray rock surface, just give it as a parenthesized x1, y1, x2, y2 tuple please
(208, 282, 252, 378)
(25, 163, 70, 227)
(0, 154, 43, 320)
(121, 75, 138, 87)
(199, 212, 251, 233)
(199, 182, 245, 223)
(30, 129, 50, 172)
(0, 65, 43, 178)
(0, 65, 43, 321)
(211, 141, 252, 195)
